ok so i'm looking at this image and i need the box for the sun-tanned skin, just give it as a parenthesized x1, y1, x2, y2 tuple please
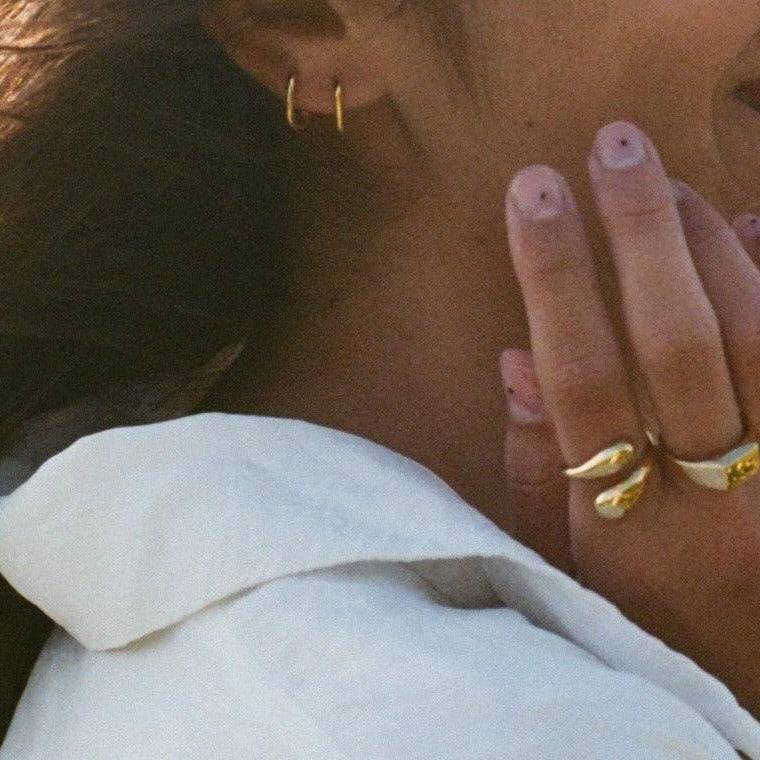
(196, 5, 760, 748)
(199, 0, 760, 537)
(4, 2, 760, 752)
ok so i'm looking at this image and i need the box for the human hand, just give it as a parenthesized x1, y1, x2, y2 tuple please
(498, 120, 760, 720)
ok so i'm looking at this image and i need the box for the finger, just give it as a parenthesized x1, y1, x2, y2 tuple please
(732, 213, 760, 269)
(672, 183, 760, 436)
(504, 164, 648, 504)
(499, 349, 575, 577)
(588, 122, 744, 462)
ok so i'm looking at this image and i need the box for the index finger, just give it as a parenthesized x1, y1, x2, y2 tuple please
(505, 163, 649, 501)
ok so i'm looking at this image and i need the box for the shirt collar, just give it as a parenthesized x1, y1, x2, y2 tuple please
(1, 412, 758, 755)
(0, 412, 532, 650)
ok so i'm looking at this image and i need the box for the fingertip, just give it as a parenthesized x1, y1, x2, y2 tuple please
(499, 348, 546, 426)
(732, 213, 760, 239)
(732, 213, 760, 267)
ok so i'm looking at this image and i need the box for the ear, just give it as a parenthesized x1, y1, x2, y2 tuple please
(198, 0, 396, 121)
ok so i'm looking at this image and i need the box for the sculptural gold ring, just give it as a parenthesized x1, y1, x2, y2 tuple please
(563, 439, 656, 520)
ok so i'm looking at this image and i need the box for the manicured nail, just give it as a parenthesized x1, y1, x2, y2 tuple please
(499, 349, 545, 424)
(734, 213, 760, 239)
(508, 165, 567, 221)
(594, 121, 649, 170)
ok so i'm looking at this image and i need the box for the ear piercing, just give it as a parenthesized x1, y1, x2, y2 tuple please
(286, 75, 309, 130)
(334, 81, 344, 133)
(286, 74, 345, 133)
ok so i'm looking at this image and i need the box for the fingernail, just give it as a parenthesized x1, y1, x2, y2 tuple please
(499, 349, 545, 424)
(734, 213, 760, 239)
(508, 165, 567, 221)
(594, 121, 650, 170)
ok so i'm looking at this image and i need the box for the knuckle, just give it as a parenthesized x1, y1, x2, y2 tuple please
(518, 232, 587, 280)
(644, 328, 718, 374)
(615, 199, 674, 227)
(549, 346, 623, 418)
(514, 218, 590, 281)
(508, 469, 564, 499)
(730, 323, 760, 374)
(686, 216, 738, 254)
(505, 436, 565, 492)
(603, 180, 677, 234)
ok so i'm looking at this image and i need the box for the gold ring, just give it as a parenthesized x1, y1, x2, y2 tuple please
(594, 455, 655, 520)
(563, 440, 638, 480)
(664, 437, 760, 492)
(563, 438, 655, 520)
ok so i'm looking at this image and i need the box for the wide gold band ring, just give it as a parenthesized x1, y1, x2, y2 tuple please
(563, 440, 655, 520)
(663, 438, 760, 492)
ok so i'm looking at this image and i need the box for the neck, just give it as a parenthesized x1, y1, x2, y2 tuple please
(200, 108, 530, 528)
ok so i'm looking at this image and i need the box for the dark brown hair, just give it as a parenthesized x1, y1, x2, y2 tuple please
(0, 1, 295, 458)
(0, 1, 469, 735)
(0, 2, 305, 732)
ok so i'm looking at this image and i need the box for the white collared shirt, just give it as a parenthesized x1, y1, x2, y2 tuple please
(0, 412, 757, 758)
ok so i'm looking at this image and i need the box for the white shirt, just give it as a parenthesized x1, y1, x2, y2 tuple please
(0, 412, 757, 759)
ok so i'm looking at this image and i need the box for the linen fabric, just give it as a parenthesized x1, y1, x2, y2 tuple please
(0, 412, 758, 758)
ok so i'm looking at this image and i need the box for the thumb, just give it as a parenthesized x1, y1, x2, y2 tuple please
(499, 348, 575, 578)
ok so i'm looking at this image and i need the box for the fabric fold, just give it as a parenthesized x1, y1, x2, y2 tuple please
(0, 411, 758, 757)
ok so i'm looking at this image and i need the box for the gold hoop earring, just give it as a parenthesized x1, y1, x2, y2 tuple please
(286, 75, 309, 130)
(334, 80, 345, 133)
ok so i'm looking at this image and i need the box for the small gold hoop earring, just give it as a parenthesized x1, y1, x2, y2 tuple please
(334, 80, 345, 133)
(286, 74, 309, 130)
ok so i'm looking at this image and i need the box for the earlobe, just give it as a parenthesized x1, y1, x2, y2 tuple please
(198, 0, 387, 125)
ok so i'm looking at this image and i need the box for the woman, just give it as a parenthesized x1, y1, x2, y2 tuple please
(0, 0, 759, 756)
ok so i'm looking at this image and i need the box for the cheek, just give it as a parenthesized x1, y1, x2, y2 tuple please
(712, 95, 760, 209)
(468, 2, 760, 216)
(712, 29, 760, 215)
